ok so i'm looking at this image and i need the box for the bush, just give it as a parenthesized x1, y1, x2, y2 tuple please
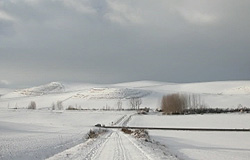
(87, 130, 99, 139)
(133, 129, 150, 142)
(28, 101, 36, 109)
(121, 128, 133, 134)
(86, 129, 108, 139)
(66, 106, 78, 110)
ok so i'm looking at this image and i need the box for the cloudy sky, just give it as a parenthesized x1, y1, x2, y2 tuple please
(0, 0, 250, 87)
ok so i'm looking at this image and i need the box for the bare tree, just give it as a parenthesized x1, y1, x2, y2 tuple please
(187, 94, 203, 109)
(117, 99, 123, 110)
(51, 102, 56, 110)
(56, 101, 63, 110)
(130, 98, 136, 110)
(135, 98, 142, 110)
(28, 101, 36, 109)
(130, 98, 142, 110)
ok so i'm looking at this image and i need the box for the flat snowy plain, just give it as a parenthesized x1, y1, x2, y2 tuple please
(128, 113, 250, 160)
(0, 109, 129, 159)
(0, 81, 250, 159)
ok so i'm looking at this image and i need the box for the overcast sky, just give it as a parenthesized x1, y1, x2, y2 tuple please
(1, 0, 250, 88)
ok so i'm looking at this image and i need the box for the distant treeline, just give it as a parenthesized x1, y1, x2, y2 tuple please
(161, 93, 249, 115)
(159, 106, 250, 115)
(181, 107, 250, 115)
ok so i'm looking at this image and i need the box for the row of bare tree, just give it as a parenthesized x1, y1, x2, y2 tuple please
(161, 93, 206, 114)
(26, 98, 143, 110)
(117, 98, 142, 110)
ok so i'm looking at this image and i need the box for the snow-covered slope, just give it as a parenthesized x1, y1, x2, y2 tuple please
(115, 80, 250, 95)
(73, 87, 151, 99)
(0, 80, 250, 109)
(114, 80, 250, 109)
(0, 88, 13, 97)
(16, 82, 65, 96)
(1, 82, 65, 99)
(222, 86, 250, 94)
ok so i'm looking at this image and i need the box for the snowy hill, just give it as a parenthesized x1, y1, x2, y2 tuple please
(0, 80, 250, 109)
(222, 86, 250, 95)
(16, 82, 65, 96)
(1, 82, 65, 99)
(114, 80, 250, 95)
(73, 87, 151, 99)
(0, 88, 13, 95)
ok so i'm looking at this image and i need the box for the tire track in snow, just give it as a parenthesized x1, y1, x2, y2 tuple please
(47, 113, 177, 160)
(90, 114, 153, 160)
(90, 131, 126, 160)
(113, 113, 135, 127)
(113, 115, 127, 126)
(114, 132, 126, 160)
(85, 132, 113, 160)
(91, 130, 152, 160)
(47, 130, 154, 160)
(121, 132, 153, 160)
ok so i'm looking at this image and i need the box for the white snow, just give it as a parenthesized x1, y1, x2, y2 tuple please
(72, 87, 151, 99)
(46, 114, 177, 160)
(222, 86, 250, 94)
(0, 109, 130, 160)
(1, 80, 250, 110)
(46, 130, 170, 160)
(128, 113, 250, 160)
(128, 113, 250, 129)
(0, 80, 250, 160)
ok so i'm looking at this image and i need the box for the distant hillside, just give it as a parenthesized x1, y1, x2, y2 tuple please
(0, 80, 250, 109)
(16, 82, 65, 96)
(73, 87, 151, 99)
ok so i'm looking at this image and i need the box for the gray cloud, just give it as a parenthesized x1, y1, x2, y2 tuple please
(0, 79, 10, 87)
(1, 0, 250, 87)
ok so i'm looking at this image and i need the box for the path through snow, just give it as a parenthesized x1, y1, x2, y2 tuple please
(47, 130, 178, 160)
(47, 114, 178, 160)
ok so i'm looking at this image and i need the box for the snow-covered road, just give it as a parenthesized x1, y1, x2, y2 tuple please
(93, 131, 152, 160)
(47, 129, 178, 160)
(47, 114, 178, 160)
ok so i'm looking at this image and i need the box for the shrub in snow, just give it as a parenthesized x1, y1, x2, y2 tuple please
(133, 129, 151, 142)
(66, 105, 78, 110)
(121, 128, 133, 134)
(86, 129, 108, 139)
(87, 130, 99, 139)
(28, 101, 36, 109)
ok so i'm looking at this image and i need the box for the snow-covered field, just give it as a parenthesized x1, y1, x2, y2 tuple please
(0, 109, 130, 160)
(0, 80, 250, 160)
(128, 113, 250, 160)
